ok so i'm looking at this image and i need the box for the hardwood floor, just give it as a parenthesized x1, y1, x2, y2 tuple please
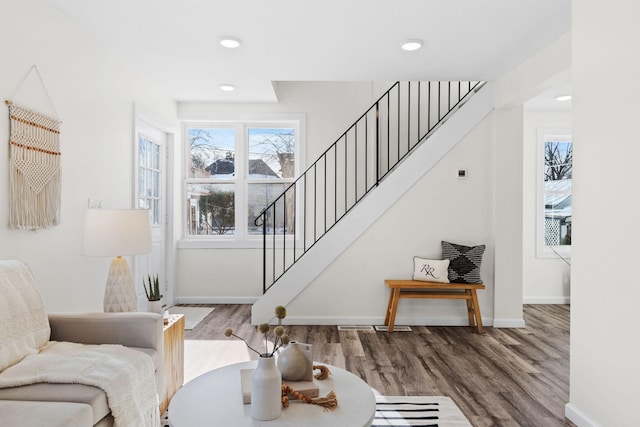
(185, 304, 572, 427)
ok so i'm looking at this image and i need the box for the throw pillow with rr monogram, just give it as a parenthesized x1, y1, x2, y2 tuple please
(412, 257, 450, 283)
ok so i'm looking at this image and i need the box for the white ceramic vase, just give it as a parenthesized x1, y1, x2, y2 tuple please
(251, 355, 282, 421)
(277, 342, 313, 381)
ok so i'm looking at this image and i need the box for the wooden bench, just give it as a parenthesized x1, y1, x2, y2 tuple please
(384, 280, 485, 334)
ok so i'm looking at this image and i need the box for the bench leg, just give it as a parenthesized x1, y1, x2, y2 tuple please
(470, 289, 484, 334)
(384, 289, 393, 325)
(465, 290, 476, 329)
(384, 289, 401, 332)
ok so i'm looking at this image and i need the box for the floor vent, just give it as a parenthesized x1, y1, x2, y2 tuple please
(374, 325, 413, 332)
(337, 325, 375, 331)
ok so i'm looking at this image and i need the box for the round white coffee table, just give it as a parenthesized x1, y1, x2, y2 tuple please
(169, 361, 375, 426)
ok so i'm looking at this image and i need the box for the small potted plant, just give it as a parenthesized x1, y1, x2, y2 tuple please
(143, 274, 163, 313)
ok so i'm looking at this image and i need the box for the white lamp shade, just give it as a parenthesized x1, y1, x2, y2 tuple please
(82, 209, 152, 256)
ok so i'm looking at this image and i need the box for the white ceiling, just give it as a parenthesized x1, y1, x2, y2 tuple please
(47, 0, 571, 103)
(525, 81, 572, 111)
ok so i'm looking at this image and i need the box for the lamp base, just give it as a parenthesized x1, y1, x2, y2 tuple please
(103, 256, 137, 312)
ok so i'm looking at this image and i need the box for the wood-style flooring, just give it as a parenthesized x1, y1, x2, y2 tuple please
(184, 304, 572, 427)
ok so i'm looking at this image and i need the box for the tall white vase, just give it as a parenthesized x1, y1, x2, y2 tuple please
(251, 355, 282, 421)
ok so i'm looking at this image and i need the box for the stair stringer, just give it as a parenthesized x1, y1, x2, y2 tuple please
(252, 82, 494, 324)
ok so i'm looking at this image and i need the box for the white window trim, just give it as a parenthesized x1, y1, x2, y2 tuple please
(179, 113, 306, 249)
(536, 128, 572, 259)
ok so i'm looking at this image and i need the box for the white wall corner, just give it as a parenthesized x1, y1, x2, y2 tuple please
(492, 318, 526, 328)
(565, 403, 603, 427)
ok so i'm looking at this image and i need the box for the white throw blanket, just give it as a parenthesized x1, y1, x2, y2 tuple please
(0, 341, 159, 427)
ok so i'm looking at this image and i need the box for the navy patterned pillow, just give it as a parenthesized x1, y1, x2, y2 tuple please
(441, 241, 486, 284)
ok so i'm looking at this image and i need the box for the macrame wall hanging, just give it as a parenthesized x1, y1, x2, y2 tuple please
(5, 65, 62, 229)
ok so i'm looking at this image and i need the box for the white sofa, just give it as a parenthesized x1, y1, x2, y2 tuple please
(0, 260, 163, 427)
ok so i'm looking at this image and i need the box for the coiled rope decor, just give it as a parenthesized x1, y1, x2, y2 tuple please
(6, 101, 61, 229)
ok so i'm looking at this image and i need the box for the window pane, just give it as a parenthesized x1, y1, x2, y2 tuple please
(545, 214, 571, 245)
(152, 143, 160, 170)
(152, 199, 160, 225)
(544, 141, 572, 182)
(186, 183, 235, 235)
(146, 169, 153, 196)
(248, 127, 295, 179)
(146, 139, 153, 168)
(139, 167, 145, 196)
(153, 171, 159, 197)
(247, 183, 291, 235)
(139, 137, 146, 166)
(189, 128, 235, 179)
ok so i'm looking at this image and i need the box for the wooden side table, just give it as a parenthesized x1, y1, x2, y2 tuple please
(161, 314, 185, 412)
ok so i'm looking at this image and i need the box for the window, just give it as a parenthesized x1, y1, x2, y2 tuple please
(183, 119, 301, 245)
(537, 129, 572, 258)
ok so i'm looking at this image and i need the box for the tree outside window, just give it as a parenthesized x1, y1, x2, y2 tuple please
(544, 140, 572, 246)
(247, 128, 295, 235)
(538, 129, 572, 258)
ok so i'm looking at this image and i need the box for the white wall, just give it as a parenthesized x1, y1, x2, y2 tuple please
(567, 1, 640, 426)
(493, 105, 525, 327)
(522, 111, 572, 303)
(0, 0, 177, 312)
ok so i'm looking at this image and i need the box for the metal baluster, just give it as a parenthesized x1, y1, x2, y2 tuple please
(376, 101, 380, 185)
(262, 210, 267, 293)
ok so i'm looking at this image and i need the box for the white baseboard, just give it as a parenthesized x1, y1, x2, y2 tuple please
(169, 305, 495, 327)
(284, 316, 384, 326)
(565, 403, 602, 427)
(392, 317, 494, 327)
(523, 296, 571, 304)
(175, 296, 258, 304)
(264, 316, 494, 327)
(493, 318, 526, 328)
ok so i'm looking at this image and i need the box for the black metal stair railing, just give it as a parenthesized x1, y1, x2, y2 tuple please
(255, 81, 484, 293)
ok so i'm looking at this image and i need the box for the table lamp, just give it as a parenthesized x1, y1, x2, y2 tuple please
(82, 209, 152, 312)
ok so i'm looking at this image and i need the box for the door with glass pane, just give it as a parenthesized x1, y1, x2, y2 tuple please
(135, 126, 167, 310)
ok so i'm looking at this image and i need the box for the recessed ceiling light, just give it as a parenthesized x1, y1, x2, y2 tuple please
(555, 94, 572, 101)
(219, 84, 236, 92)
(219, 36, 241, 49)
(401, 39, 423, 51)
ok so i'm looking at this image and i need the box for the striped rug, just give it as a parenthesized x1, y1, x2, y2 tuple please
(373, 395, 472, 427)
(162, 395, 471, 426)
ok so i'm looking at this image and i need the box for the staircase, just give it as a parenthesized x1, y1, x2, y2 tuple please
(252, 81, 494, 323)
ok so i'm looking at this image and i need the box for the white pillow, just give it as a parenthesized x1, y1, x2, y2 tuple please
(413, 257, 450, 283)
